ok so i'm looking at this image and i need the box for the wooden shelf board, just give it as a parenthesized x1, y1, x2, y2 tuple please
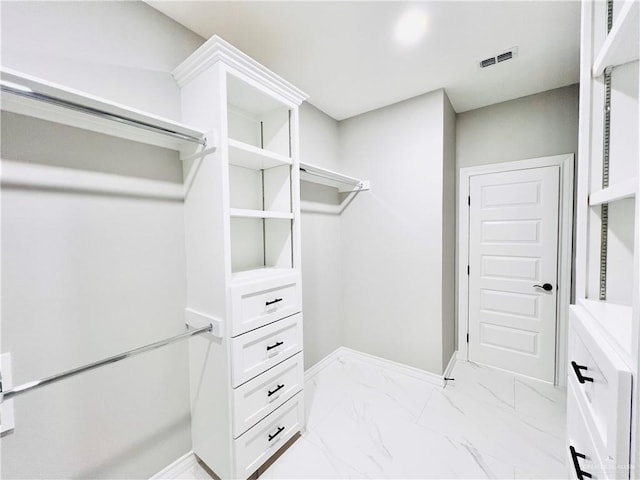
(578, 298, 633, 359)
(0, 67, 206, 152)
(229, 208, 293, 219)
(228, 138, 292, 170)
(589, 177, 637, 205)
(593, 0, 639, 76)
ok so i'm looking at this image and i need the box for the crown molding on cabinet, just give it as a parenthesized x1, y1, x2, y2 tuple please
(172, 35, 308, 107)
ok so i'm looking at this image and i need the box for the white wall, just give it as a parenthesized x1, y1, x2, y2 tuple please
(0, 1, 203, 121)
(457, 84, 579, 169)
(298, 103, 343, 369)
(1, 2, 204, 478)
(441, 95, 457, 369)
(338, 90, 454, 374)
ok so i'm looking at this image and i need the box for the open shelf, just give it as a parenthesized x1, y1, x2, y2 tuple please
(228, 138, 292, 169)
(592, 0, 639, 76)
(226, 72, 291, 159)
(229, 208, 293, 219)
(299, 161, 369, 193)
(589, 177, 637, 205)
(578, 298, 633, 360)
(0, 68, 206, 151)
(230, 217, 292, 274)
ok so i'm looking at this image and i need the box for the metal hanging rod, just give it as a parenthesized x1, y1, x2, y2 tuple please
(0, 324, 212, 402)
(300, 167, 363, 188)
(0, 83, 207, 147)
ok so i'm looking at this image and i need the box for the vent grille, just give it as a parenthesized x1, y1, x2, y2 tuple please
(480, 57, 496, 68)
(479, 47, 518, 68)
(497, 51, 513, 63)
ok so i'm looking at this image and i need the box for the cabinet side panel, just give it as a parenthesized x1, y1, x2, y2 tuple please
(189, 335, 233, 478)
(181, 66, 230, 319)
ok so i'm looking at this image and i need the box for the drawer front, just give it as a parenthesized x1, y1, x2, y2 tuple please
(568, 306, 632, 469)
(231, 313, 303, 387)
(232, 352, 304, 438)
(230, 273, 301, 337)
(567, 384, 612, 479)
(234, 392, 303, 478)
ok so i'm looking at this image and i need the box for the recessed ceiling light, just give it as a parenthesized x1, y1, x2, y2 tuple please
(394, 9, 428, 46)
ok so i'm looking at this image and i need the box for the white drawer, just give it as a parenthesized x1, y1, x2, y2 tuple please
(232, 352, 304, 438)
(231, 313, 302, 387)
(567, 384, 607, 479)
(230, 272, 301, 337)
(568, 305, 632, 473)
(234, 392, 303, 478)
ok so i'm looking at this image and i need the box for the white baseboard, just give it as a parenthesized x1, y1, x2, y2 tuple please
(149, 450, 196, 480)
(443, 352, 457, 378)
(305, 346, 456, 387)
(303, 347, 342, 380)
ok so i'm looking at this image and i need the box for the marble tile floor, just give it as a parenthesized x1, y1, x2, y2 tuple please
(191, 355, 568, 479)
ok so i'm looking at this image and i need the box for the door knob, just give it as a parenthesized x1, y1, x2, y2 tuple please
(533, 283, 553, 291)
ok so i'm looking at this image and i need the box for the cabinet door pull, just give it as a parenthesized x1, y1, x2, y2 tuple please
(569, 446, 592, 479)
(571, 361, 594, 384)
(268, 426, 285, 442)
(266, 298, 283, 306)
(267, 384, 285, 397)
(266, 341, 284, 351)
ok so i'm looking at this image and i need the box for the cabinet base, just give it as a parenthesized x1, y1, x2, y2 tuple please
(195, 432, 302, 480)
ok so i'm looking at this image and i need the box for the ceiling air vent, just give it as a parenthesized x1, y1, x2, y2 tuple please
(480, 57, 496, 68)
(479, 47, 518, 68)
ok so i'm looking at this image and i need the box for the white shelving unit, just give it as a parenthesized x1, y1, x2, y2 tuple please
(0, 68, 206, 152)
(570, 0, 639, 478)
(175, 36, 308, 479)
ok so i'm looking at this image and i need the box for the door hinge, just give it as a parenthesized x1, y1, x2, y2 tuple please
(468, 196, 470, 206)
(466, 333, 469, 343)
(467, 265, 470, 275)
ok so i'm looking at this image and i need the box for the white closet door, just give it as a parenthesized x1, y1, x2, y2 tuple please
(468, 166, 560, 382)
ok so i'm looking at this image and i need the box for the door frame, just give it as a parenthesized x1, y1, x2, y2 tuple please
(457, 153, 574, 386)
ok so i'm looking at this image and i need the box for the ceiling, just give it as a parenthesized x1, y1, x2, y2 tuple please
(147, 1, 581, 120)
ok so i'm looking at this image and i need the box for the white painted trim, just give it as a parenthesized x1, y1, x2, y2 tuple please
(457, 153, 574, 386)
(172, 35, 308, 105)
(0, 160, 185, 201)
(305, 346, 448, 387)
(443, 352, 457, 379)
(149, 450, 196, 480)
(303, 348, 342, 381)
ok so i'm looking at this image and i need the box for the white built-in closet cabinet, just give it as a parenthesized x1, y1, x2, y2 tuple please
(569, 1, 639, 478)
(174, 36, 308, 478)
